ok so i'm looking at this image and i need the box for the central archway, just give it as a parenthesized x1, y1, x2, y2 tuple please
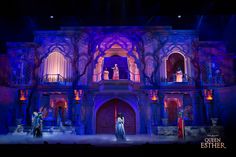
(92, 34, 141, 83)
(96, 98, 136, 134)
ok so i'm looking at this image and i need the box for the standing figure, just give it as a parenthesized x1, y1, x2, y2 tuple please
(115, 113, 126, 141)
(177, 110, 185, 139)
(103, 68, 109, 80)
(112, 64, 119, 80)
(176, 67, 183, 82)
(32, 112, 43, 138)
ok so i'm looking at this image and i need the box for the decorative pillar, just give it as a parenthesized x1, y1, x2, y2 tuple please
(146, 103, 152, 135)
(74, 89, 84, 135)
(148, 89, 161, 134)
(68, 91, 74, 122)
(18, 89, 28, 125)
(204, 89, 214, 124)
(190, 91, 201, 126)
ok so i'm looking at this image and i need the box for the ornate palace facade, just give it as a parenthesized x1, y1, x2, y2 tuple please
(4, 26, 234, 135)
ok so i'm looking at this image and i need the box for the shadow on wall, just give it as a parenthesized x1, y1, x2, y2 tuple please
(215, 85, 236, 144)
(0, 86, 18, 134)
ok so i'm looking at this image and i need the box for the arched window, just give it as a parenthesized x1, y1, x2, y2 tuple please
(166, 53, 185, 82)
(43, 51, 71, 82)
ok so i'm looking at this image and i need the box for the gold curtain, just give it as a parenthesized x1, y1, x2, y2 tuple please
(43, 51, 71, 82)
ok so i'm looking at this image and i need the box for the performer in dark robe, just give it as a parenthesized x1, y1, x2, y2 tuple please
(32, 112, 43, 138)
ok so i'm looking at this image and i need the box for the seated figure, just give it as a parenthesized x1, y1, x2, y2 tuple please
(103, 68, 109, 80)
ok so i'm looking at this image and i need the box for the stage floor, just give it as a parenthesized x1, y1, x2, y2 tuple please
(0, 134, 201, 145)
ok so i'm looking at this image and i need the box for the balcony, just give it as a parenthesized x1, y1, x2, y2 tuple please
(92, 79, 140, 92)
(160, 74, 195, 86)
(40, 74, 72, 86)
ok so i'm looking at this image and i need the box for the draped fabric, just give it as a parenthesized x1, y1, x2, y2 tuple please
(43, 51, 71, 82)
(178, 117, 185, 139)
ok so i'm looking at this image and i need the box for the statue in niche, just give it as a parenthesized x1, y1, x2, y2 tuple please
(176, 67, 183, 82)
(103, 68, 109, 80)
(112, 64, 119, 80)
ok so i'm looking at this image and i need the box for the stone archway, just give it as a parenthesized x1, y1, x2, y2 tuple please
(166, 53, 185, 82)
(92, 35, 141, 83)
(164, 95, 183, 126)
(166, 100, 178, 125)
(54, 100, 67, 124)
(49, 94, 68, 125)
(96, 98, 136, 134)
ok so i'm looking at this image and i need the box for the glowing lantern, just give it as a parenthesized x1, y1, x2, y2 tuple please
(50, 100, 54, 108)
(74, 89, 83, 101)
(204, 89, 213, 101)
(64, 101, 68, 109)
(19, 90, 27, 101)
(164, 100, 167, 110)
(149, 90, 158, 102)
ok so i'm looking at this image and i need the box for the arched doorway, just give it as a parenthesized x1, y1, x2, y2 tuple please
(166, 53, 185, 82)
(96, 99, 136, 134)
(166, 100, 178, 125)
(54, 100, 67, 125)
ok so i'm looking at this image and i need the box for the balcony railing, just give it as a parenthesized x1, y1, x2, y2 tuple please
(93, 69, 140, 83)
(40, 74, 72, 85)
(160, 74, 224, 86)
(160, 74, 195, 85)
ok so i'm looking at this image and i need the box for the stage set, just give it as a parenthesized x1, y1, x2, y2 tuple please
(0, 25, 234, 145)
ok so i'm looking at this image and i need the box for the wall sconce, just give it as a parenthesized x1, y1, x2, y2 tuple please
(149, 89, 158, 102)
(64, 101, 68, 109)
(19, 89, 28, 101)
(204, 89, 213, 101)
(164, 100, 167, 111)
(74, 89, 83, 101)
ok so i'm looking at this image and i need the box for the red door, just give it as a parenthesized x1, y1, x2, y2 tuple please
(96, 99, 136, 134)
(167, 100, 178, 125)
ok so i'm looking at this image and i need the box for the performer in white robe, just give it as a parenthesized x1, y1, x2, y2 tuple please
(176, 67, 183, 82)
(115, 113, 126, 141)
(112, 64, 119, 80)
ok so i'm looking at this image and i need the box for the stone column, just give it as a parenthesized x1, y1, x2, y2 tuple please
(75, 100, 84, 135)
(191, 91, 207, 126)
(67, 92, 74, 122)
(190, 91, 199, 126)
(19, 101, 27, 125)
(205, 100, 214, 125)
(146, 103, 152, 135)
(151, 101, 161, 135)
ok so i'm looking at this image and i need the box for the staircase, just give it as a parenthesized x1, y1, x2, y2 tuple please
(9, 126, 76, 135)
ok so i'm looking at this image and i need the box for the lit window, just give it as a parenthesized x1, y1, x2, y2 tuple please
(43, 51, 71, 82)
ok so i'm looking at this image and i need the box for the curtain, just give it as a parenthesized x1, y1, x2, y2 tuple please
(43, 51, 71, 82)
